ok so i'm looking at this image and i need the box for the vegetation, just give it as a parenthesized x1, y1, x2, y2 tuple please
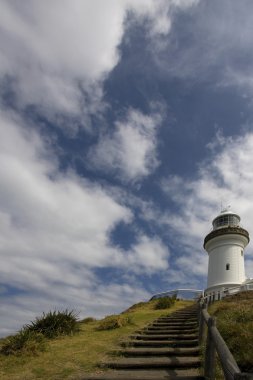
(24, 310, 80, 339)
(1, 330, 46, 356)
(1, 310, 79, 357)
(1, 292, 252, 379)
(0, 299, 192, 379)
(209, 291, 253, 373)
(154, 296, 176, 309)
(96, 315, 132, 330)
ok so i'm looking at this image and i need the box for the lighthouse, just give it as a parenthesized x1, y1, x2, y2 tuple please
(204, 208, 250, 300)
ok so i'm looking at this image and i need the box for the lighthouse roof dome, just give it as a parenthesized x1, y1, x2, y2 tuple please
(212, 208, 240, 230)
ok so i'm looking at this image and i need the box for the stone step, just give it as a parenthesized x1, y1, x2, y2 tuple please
(159, 312, 198, 319)
(144, 326, 198, 334)
(158, 311, 198, 318)
(103, 356, 201, 370)
(122, 339, 199, 348)
(117, 347, 200, 357)
(81, 368, 204, 379)
(131, 334, 198, 341)
(82, 305, 202, 380)
(141, 329, 198, 335)
(151, 323, 197, 327)
(157, 314, 198, 317)
(148, 322, 197, 327)
(173, 311, 198, 314)
(156, 320, 198, 323)
(154, 318, 197, 323)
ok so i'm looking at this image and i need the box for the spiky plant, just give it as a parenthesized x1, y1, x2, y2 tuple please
(25, 310, 80, 339)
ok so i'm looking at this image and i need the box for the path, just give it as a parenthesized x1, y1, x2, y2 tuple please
(82, 304, 204, 380)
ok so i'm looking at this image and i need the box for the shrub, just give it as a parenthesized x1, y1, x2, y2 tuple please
(155, 296, 175, 310)
(96, 315, 132, 330)
(1, 329, 46, 356)
(25, 310, 80, 339)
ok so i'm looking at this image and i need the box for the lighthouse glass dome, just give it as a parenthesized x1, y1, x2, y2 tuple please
(212, 210, 240, 230)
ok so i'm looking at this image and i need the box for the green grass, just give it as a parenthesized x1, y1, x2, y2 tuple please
(208, 291, 253, 373)
(0, 299, 193, 379)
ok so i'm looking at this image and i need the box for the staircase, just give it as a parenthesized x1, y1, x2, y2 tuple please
(82, 304, 204, 380)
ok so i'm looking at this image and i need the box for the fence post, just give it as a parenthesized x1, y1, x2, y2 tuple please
(204, 317, 216, 380)
(199, 303, 206, 344)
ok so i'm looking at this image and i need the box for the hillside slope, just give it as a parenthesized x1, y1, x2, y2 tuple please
(1, 292, 252, 379)
(209, 291, 253, 373)
(0, 299, 193, 380)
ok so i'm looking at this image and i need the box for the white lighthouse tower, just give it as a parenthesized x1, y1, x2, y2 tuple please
(204, 208, 250, 300)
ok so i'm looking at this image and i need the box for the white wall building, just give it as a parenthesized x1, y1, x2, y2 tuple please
(204, 209, 251, 300)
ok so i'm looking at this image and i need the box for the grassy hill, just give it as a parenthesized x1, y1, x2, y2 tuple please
(208, 291, 253, 373)
(0, 299, 193, 380)
(1, 292, 252, 379)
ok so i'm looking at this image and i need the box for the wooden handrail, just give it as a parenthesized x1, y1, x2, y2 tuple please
(198, 303, 253, 380)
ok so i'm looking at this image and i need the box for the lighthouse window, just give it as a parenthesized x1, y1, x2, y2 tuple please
(226, 263, 230, 270)
(241, 250, 243, 256)
(214, 214, 240, 229)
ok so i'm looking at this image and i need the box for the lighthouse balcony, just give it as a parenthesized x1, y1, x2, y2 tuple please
(204, 226, 249, 248)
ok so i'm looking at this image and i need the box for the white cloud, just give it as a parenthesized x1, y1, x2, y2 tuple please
(150, 0, 253, 93)
(127, 234, 170, 273)
(89, 108, 161, 181)
(0, 0, 200, 130)
(0, 281, 151, 337)
(127, 0, 200, 36)
(0, 109, 172, 336)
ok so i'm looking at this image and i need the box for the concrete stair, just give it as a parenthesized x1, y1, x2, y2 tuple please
(81, 304, 203, 380)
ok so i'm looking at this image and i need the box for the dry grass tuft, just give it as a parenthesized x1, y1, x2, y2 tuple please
(96, 315, 132, 330)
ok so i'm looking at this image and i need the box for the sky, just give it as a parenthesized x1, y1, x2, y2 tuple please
(1, 0, 253, 337)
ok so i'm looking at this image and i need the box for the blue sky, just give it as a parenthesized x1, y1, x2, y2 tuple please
(1, 0, 253, 337)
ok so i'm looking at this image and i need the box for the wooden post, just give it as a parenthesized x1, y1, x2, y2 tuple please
(199, 303, 206, 344)
(213, 327, 240, 380)
(204, 317, 216, 380)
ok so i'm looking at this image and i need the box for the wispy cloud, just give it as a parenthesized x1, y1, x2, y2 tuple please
(88, 108, 162, 182)
(150, 0, 253, 90)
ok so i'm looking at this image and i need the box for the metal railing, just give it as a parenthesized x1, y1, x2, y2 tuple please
(198, 303, 253, 380)
(150, 288, 203, 300)
(203, 281, 253, 304)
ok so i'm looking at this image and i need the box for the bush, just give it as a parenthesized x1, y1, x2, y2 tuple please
(25, 310, 80, 339)
(96, 315, 132, 330)
(1, 329, 46, 356)
(155, 296, 175, 310)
